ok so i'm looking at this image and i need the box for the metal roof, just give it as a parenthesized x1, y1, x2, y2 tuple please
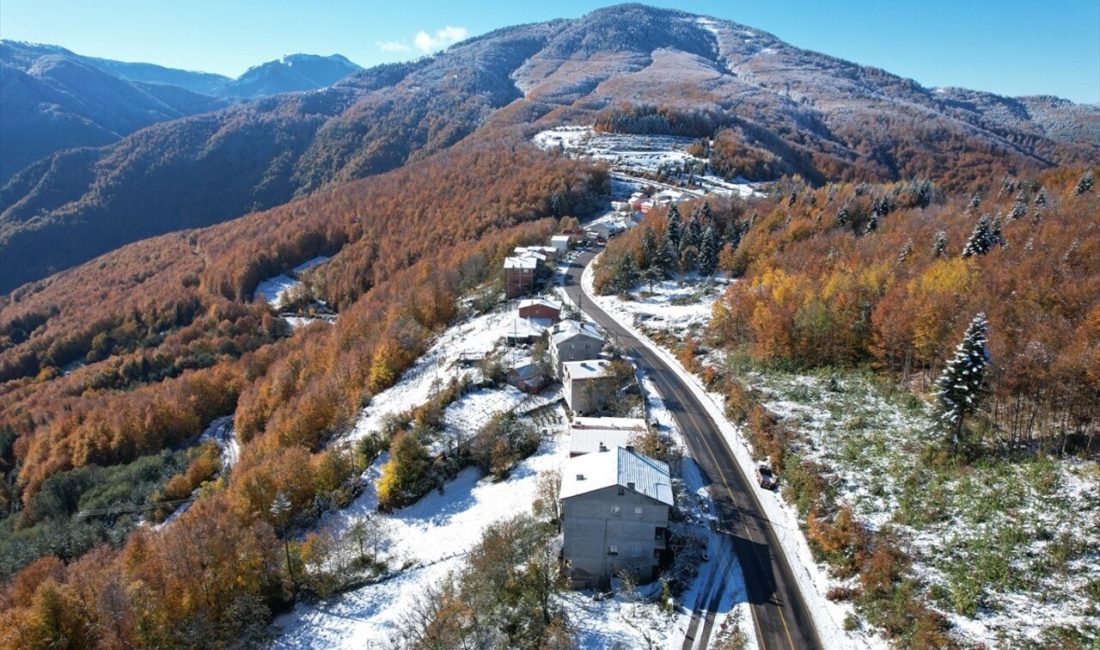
(560, 447, 673, 506)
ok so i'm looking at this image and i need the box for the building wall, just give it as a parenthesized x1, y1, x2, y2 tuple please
(518, 304, 561, 322)
(504, 267, 534, 298)
(564, 374, 611, 415)
(562, 485, 669, 589)
(552, 335, 602, 375)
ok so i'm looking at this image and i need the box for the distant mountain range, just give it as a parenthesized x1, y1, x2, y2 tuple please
(1, 3, 1097, 293)
(0, 41, 363, 182)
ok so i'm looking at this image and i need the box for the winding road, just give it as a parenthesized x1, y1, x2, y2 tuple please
(563, 248, 822, 650)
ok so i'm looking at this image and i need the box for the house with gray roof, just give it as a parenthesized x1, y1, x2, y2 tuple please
(549, 320, 604, 375)
(560, 447, 673, 589)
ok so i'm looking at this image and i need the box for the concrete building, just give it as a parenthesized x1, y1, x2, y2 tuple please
(562, 359, 612, 415)
(550, 320, 604, 375)
(569, 417, 648, 457)
(550, 235, 572, 253)
(560, 447, 673, 589)
(503, 255, 538, 298)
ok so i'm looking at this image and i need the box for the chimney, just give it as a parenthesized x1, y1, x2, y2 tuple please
(576, 474, 585, 481)
(598, 442, 607, 452)
(626, 482, 635, 491)
(625, 444, 635, 452)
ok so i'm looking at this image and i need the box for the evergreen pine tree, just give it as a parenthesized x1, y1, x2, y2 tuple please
(1034, 188, 1047, 207)
(966, 191, 982, 214)
(698, 224, 719, 276)
(897, 240, 913, 264)
(687, 213, 703, 250)
(935, 313, 990, 449)
(640, 226, 658, 269)
(1075, 169, 1094, 195)
(961, 216, 995, 257)
(665, 205, 682, 251)
(1009, 194, 1028, 220)
(614, 254, 639, 295)
(933, 231, 948, 258)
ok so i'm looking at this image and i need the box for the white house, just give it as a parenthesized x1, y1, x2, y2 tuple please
(550, 235, 572, 253)
(560, 447, 673, 588)
(562, 359, 612, 415)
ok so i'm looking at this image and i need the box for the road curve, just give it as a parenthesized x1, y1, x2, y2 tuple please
(563, 248, 822, 650)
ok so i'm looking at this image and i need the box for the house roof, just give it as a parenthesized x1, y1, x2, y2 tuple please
(560, 447, 673, 505)
(551, 320, 604, 346)
(518, 297, 562, 312)
(550, 235, 571, 243)
(569, 429, 636, 456)
(509, 362, 545, 384)
(504, 316, 551, 339)
(572, 417, 647, 431)
(504, 255, 538, 270)
(563, 359, 611, 381)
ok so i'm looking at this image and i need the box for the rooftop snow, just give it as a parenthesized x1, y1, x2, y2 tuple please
(563, 359, 611, 381)
(560, 447, 673, 505)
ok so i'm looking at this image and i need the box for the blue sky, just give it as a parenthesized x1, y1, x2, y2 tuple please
(2, 0, 1098, 103)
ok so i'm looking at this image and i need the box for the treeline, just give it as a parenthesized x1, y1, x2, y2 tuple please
(0, 143, 606, 647)
(593, 199, 746, 294)
(593, 103, 733, 138)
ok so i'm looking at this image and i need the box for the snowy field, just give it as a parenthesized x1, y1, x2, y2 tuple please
(748, 370, 1100, 647)
(533, 126, 760, 198)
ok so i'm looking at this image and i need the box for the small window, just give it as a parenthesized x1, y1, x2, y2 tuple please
(611, 505, 621, 517)
(608, 545, 618, 555)
(634, 506, 644, 518)
(617, 487, 625, 496)
(630, 547, 642, 559)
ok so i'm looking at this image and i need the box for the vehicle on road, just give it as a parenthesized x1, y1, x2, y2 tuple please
(756, 465, 779, 490)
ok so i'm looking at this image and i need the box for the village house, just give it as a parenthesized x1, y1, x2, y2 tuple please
(560, 447, 673, 589)
(562, 359, 612, 415)
(503, 255, 538, 298)
(503, 315, 551, 345)
(506, 359, 546, 395)
(568, 417, 648, 457)
(550, 320, 605, 375)
(518, 297, 562, 323)
(550, 234, 572, 253)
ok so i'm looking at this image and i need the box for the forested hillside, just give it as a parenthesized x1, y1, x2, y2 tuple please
(0, 142, 605, 647)
(3, 4, 1096, 293)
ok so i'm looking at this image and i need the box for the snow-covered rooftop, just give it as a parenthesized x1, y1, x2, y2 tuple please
(518, 297, 562, 312)
(504, 255, 538, 270)
(560, 447, 673, 505)
(563, 359, 611, 381)
(572, 417, 647, 431)
(504, 316, 551, 339)
(569, 429, 636, 456)
(551, 320, 604, 346)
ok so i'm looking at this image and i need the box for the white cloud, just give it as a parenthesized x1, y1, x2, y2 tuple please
(377, 41, 411, 53)
(413, 25, 468, 53)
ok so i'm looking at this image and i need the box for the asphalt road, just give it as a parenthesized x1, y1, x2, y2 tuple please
(563, 249, 822, 650)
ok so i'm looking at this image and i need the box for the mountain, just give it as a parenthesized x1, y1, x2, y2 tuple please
(0, 41, 229, 183)
(218, 53, 363, 98)
(2, 3, 1097, 293)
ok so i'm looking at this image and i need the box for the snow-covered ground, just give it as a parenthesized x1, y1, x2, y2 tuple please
(578, 257, 872, 650)
(584, 276, 726, 340)
(255, 273, 300, 308)
(533, 126, 760, 198)
(340, 306, 517, 444)
(750, 370, 1100, 647)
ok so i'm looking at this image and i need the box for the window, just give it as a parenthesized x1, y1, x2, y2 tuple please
(608, 545, 619, 555)
(611, 505, 621, 517)
(630, 547, 642, 559)
(617, 487, 624, 496)
(634, 506, 644, 518)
